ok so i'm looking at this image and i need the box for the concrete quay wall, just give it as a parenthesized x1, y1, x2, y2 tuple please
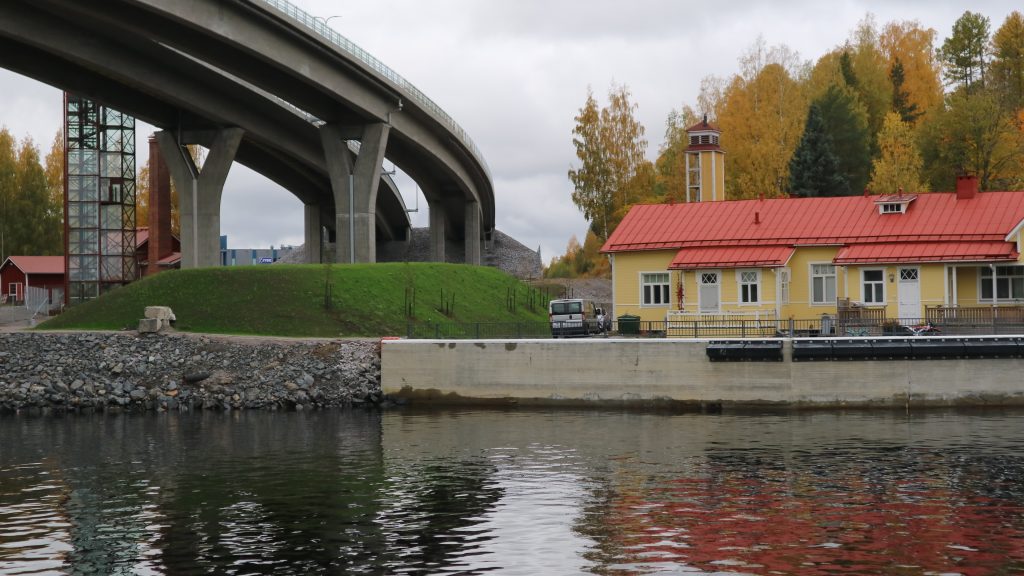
(381, 338, 1024, 409)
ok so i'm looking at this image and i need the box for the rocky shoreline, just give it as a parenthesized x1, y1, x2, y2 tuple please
(0, 332, 383, 413)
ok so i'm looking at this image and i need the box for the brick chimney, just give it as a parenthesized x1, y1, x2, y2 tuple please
(956, 174, 979, 200)
(147, 135, 173, 276)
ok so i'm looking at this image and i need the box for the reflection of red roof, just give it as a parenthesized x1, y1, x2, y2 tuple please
(669, 245, 794, 269)
(602, 192, 1024, 266)
(3, 256, 64, 275)
(835, 242, 1018, 264)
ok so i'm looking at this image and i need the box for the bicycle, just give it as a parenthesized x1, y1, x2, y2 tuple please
(904, 321, 941, 336)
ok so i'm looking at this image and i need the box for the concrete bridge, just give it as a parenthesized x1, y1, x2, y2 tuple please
(0, 0, 494, 267)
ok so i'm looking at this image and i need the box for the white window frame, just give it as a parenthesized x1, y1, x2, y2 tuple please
(809, 263, 837, 306)
(737, 269, 761, 305)
(861, 268, 887, 305)
(979, 265, 1024, 303)
(777, 268, 791, 306)
(8, 282, 20, 301)
(640, 272, 671, 307)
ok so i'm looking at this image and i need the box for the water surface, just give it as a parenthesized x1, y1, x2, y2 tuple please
(1, 409, 1023, 574)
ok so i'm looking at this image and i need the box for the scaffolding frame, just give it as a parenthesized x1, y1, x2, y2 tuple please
(64, 94, 137, 305)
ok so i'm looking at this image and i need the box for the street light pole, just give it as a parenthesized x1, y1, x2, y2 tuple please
(1, 180, 7, 263)
(314, 15, 341, 28)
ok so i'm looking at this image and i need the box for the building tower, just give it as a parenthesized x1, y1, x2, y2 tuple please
(64, 94, 137, 305)
(684, 116, 725, 202)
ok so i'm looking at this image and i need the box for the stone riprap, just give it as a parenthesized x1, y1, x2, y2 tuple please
(0, 332, 382, 413)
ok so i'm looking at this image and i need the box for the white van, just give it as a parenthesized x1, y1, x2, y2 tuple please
(549, 298, 598, 337)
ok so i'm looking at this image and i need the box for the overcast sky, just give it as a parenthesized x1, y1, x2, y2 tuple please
(0, 1, 1019, 261)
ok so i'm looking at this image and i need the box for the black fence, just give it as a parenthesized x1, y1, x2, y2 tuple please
(406, 321, 554, 339)
(405, 317, 1024, 339)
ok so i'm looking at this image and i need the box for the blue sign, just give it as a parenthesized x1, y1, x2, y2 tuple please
(259, 257, 274, 264)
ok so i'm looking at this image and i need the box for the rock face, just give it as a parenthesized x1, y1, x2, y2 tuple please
(0, 333, 383, 413)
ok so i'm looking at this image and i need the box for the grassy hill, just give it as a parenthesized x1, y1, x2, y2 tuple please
(40, 263, 553, 337)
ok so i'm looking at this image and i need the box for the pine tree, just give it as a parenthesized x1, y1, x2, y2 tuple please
(788, 103, 848, 197)
(939, 11, 991, 92)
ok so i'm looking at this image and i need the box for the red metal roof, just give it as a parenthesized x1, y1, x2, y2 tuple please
(156, 253, 181, 266)
(834, 242, 1018, 264)
(686, 119, 720, 132)
(602, 192, 1024, 256)
(668, 245, 795, 269)
(2, 256, 64, 275)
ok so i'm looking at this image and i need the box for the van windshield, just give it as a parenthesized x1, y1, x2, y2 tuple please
(551, 302, 583, 315)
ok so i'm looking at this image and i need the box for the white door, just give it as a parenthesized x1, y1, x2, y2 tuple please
(699, 271, 720, 313)
(897, 267, 921, 322)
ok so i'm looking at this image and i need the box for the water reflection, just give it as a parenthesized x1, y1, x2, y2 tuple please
(1, 410, 1023, 574)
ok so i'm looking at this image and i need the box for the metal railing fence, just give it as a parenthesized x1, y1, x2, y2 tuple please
(404, 316, 1024, 339)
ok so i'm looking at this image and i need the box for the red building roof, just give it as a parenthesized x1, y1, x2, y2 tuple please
(669, 245, 795, 269)
(602, 191, 1024, 266)
(834, 241, 1018, 264)
(2, 256, 64, 275)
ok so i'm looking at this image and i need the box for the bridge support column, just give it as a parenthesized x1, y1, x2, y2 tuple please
(464, 200, 481, 265)
(304, 204, 322, 264)
(320, 123, 390, 263)
(429, 200, 446, 262)
(156, 128, 243, 269)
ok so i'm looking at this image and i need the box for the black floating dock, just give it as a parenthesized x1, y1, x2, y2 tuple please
(787, 336, 1024, 362)
(707, 340, 783, 362)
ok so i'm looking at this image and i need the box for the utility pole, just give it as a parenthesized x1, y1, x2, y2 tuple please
(1, 177, 7, 263)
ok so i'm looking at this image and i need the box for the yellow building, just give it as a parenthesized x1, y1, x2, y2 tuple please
(601, 176, 1024, 333)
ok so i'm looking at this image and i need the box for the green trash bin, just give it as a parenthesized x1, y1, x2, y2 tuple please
(617, 314, 640, 335)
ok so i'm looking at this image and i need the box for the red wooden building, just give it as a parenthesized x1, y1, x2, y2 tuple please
(0, 256, 64, 305)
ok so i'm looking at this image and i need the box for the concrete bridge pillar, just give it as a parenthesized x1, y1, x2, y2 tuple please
(464, 200, 481, 265)
(428, 200, 446, 262)
(320, 122, 390, 263)
(156, 128, 244, 269)
(303, 204, 322, 264)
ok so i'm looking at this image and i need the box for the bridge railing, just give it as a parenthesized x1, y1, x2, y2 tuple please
(251, 0, 492, 180)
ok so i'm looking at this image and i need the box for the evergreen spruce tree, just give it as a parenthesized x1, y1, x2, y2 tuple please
(817, 84, 873, 194)
(889, 58, 922, 123)
(788, 103, 849, 197)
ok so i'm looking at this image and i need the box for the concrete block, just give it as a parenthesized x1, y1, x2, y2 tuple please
(138, 318, 162, 333)
(144, 306, 176, 322)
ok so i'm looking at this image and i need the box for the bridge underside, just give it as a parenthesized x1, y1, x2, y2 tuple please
(0, 0, 495, 266)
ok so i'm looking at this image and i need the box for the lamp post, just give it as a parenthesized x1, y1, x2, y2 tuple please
(314, 15, 341, 28)
(0, 168, 10, 264)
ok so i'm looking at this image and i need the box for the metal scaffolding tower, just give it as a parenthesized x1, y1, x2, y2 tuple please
(64, 94, 137, 305)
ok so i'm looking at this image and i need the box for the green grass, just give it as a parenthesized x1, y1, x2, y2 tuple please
(39, 263, 553, 337)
